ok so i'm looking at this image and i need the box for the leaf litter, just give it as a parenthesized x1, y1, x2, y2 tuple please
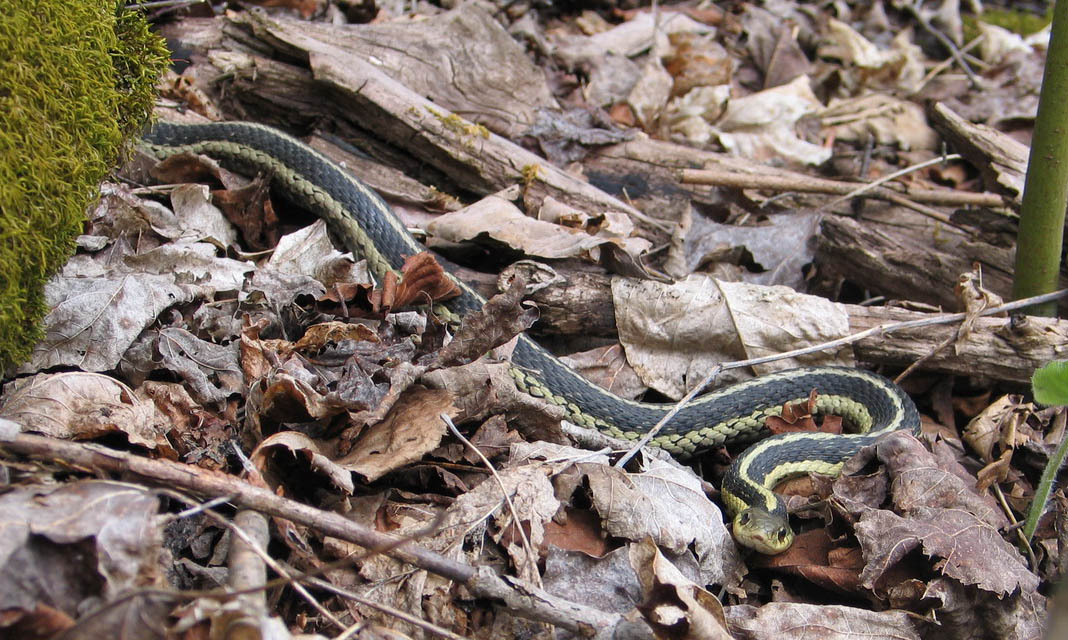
(0, 1, 1061, 638)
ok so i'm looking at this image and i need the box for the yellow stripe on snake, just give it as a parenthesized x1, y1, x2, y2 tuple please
(143, 121, 921, 554)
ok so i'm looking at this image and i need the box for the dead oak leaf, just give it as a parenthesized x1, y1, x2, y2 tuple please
(318, 251, 459, 317)
(251, 431, 354, 494)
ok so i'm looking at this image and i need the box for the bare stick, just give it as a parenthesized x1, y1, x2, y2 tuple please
(0, 432, 476, 584)
(680, 168, 1008, 209)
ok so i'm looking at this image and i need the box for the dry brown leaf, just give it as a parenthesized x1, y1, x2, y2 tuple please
(373, 252, 460, 312)
(434, 274, 537, 368)
(427, 194, 651, 262)
(294, 321, 380, 352)
(714, 75, 830, 165)
(575, 459, 743, 588)
(137, 381, 225, 464)
(873, 432, 1008, 528)
(542, 546, 638, 615)
(725, 602, 920, 640)
(748, 529, 863, 595)
(251, 430, 354, 493)
(542, 508, 609, 557)
(156, 327, 244, 408)
(0, 372, 169, 450)
(856, 507, 1038, 597)
(0, 482, 168, 636)
(559, 343, 648, 400)
(337, 387, 457, 482)
(209, 176, 280, 252)
(922, 576, 1047, 640)
(632, 538, 731, 640)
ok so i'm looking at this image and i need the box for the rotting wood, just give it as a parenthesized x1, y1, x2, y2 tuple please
(224, 9, 668, 230)
(928, 101, 1029, 203)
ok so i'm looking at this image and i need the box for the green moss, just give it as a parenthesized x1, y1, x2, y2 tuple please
(963, 8, 1053, 42)
(0, 2, 167, 370)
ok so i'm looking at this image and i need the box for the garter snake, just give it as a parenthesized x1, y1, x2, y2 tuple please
(142, 121, 921, 554)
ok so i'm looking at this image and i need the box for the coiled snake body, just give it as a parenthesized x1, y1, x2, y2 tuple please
(143, 121, 920, 554)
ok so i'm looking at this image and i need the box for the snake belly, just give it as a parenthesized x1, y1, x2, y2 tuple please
(142, 121, 921, 553)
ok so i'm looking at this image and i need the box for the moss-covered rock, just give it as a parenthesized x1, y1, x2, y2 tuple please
(0, 2, 167, 370)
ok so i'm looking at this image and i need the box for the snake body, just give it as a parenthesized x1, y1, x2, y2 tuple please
(143, 121, 921, 554)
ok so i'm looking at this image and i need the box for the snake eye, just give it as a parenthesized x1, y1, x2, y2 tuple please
(738, 512, 751, 526)
(776, 528, 788, 542)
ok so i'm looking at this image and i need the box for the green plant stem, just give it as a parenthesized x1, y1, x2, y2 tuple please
(1022, 410, 1068, 544)
(1013, 0, 1068, 316)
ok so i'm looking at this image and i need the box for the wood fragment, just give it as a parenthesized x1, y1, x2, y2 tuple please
(928, 101, 1030, 203)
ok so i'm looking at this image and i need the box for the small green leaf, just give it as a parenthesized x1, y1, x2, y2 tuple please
(1032, 360, 1068, 406)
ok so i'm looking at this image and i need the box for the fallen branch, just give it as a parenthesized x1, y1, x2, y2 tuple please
(680, 168, 1010, 210)
(0, 431, 646, 639)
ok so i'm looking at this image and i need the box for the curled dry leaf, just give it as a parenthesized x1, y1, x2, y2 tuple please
(24, 273, 191, 373)
(748, 529, 865, 594)
(856, 507, 1038, 597)
(551, 10, 713, 68)
(559, 343, 648, 400)
(252, 430, 354, 494)
(922, 576, 1047, 640)
(293, 321, 380, 352)
(543, 546, 638, 615)
(819, 94, 939, 151)
(156, 327, 244, 408)
(836, 433, 1038, 597)
(208, 174, 280, 252)
(873, 432, 1008, 528)
(138, 381, 228, 465)
(0, 372, 168, 449)
(426, 195, 651, 264)
(713, 75, 831, 165)
(373, 252, 461, 313)
(817, 18, 925, 93)
(962, 394, 1031, 490)
(433, 462, 560, 584)
(631, 538, 731, 640)
(423, 361, 571, 455)
(684, 210, 822, 290)
(613, 275, 852, 399)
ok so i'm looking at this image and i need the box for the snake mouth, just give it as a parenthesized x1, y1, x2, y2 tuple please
(732, 508, 794, 555)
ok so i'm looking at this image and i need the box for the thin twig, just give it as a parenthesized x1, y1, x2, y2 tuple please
(680, 168, 1009, 210)
(615, 288, 1068, 467)
(823, 153, 962, 210)
(916, 33, 986, 92)
(903, 0, 983, 87)
(441, 414, 543, 588)
(162, 490, 347, 631)
(308, 573, 474, 640)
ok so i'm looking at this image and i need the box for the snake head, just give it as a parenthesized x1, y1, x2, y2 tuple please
(732, 507, 794, 555)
